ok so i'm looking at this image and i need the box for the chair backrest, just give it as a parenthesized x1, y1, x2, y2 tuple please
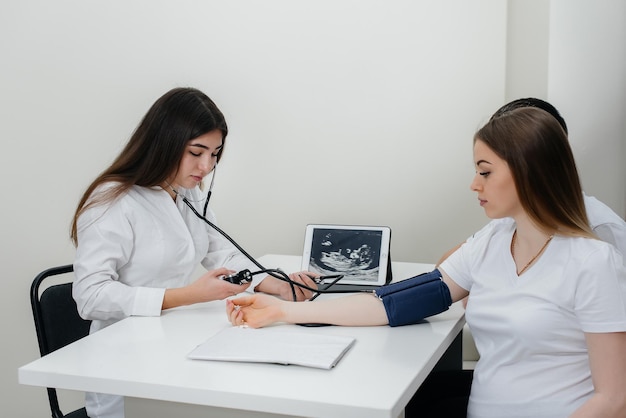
(30, 264, 91, 418)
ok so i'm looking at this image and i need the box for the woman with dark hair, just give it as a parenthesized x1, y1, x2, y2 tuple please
(226, 107, 626, 417)
(71, 87, 317, 418)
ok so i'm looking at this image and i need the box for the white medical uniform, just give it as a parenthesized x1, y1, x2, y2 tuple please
(583, 193, 626, 259)
(441, 221, 626, 418)
(73, 184, 262, 418)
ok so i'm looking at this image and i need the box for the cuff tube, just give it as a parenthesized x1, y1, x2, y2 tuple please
(374, 269, 452, 327)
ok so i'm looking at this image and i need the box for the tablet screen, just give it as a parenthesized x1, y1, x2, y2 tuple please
(301, 224, 391, 286)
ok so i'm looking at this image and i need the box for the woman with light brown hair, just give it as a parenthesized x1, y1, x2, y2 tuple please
(227, 107, 626, 418)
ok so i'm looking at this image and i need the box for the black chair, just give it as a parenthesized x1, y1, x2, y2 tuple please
(30, 264, 91, 418)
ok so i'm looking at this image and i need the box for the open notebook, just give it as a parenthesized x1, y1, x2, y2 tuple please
(188, 326, 356, 370)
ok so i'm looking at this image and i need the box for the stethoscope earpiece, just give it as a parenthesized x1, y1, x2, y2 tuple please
(165, 163, 216, 218)
(202, 163, 217, 217)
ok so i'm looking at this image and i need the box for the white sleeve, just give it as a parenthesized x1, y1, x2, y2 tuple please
(442, 221, 500, 291)
(574, 244, 626, 333)
(73, 202, 165, 321)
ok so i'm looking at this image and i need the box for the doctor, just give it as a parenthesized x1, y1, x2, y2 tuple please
(70, 87, 317, 418)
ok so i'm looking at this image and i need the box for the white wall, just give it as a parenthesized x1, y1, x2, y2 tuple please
(0, 1, 623, 416)
(547, 0, 626, 213)
(505, 0, 626, 214)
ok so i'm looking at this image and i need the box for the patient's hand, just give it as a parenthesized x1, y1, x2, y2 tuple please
(226, 294, 285, 328)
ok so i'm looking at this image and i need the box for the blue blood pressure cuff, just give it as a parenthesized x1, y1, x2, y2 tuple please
(374, 269, 452, 327)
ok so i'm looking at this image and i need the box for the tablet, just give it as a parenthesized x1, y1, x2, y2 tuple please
(301, 224, 392, 286)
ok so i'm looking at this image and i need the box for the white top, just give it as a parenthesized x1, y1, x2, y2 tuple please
(583, 193, 626, 259)
(441, 221, 626, 418)
(73, 184, 259, 333)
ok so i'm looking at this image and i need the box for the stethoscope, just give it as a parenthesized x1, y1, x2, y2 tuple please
(170, 164, 371, 303)
(167, 162, 217, 218)
(202, 162, 217, 218)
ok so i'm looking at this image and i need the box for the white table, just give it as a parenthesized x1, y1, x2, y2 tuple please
(19, 254, 465, 418)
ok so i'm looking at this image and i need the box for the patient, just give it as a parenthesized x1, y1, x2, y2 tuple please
(437, 97, 626, 267)
(227, 106, 626, 418)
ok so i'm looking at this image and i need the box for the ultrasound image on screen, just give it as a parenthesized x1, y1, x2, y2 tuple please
(308, 228, 382, 283)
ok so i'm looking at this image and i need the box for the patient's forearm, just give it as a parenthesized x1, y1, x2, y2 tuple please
(283, 293, 389, 326)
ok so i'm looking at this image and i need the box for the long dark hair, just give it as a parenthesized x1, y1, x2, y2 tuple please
(475, 107, 593, 238)
(71, 87, 228, 245)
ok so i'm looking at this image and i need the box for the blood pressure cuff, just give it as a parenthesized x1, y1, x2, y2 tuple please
(374, 269, 452, 327)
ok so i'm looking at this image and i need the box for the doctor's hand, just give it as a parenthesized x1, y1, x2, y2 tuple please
(163, 268, 251, 310)
(226, 294, 286, 328)
(254, 271, 318, 301)
(192, 268, 253, 300)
